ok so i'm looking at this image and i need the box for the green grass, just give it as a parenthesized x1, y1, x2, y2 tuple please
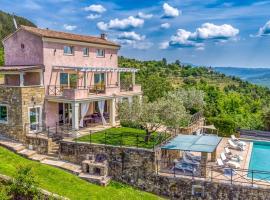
(0, 146, 162, 200)
(77, 127, 167, 149)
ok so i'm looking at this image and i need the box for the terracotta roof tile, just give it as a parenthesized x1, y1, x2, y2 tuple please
(20, 25, 120, 47)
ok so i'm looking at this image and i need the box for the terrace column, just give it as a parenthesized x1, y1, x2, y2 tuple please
(19, 72, 24, 86)
(200, 152, 208, 178)
(40, 70, 44, 86)
(110, 98, 116, 126)
(72, 102, 79, 130)
(104, 72, 107, 87)
(211, 149, 217, 162)
(83, 71, 87, 88)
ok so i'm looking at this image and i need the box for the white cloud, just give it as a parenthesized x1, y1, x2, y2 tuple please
(84, 4, 106, 13)
(86, 14, 101, 20)
(257, 20, 270, 36)
(118, 31, 145, 41)
(137, 12, 153, 19)
(63, 24, 77, 31)
(160, 23, 170, 29)
(162, 3, 180, 18)
(133, 41, 153, 50)
(161, 23, 239, 49)
(159, 41, 169, 49)
(97, 16, 144, 31)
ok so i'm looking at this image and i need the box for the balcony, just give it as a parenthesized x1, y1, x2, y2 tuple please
(47, 83, 140, 100)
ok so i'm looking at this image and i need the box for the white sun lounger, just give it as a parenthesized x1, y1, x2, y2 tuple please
(220, 152, 240, 169)
(228, 139, 245, 151)
(216, 158, 236, 176)
(231, 135, 247, 146)
(224, 147, 243, 161)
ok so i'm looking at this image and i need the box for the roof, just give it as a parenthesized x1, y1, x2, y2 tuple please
(0, 65, 44, 72)
(4, 25, 120, 48)
(161, 135, 222, 153)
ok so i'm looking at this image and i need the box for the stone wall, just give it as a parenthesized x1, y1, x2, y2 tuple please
(0, 86, 45, 141)
(59, 141, 156, 178)
(59, 141, 270, 199)
(26, 134, 52, 154)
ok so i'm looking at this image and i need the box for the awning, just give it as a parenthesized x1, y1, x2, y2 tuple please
(161, 135, 222, 153)
(0, 65, 44, 72)
(52, 66, 139, 72)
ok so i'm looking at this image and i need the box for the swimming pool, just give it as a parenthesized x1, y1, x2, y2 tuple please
(248, 141, 270, 180)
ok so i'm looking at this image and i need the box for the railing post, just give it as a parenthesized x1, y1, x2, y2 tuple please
(47, 126, 50, 138)
(55, 122, 58, 135)
(136, 133, 138, 148)
(89, 130, 92, 144)
(105, 131, 107, 145)
(252, 170, 254, 187)
(211, 166, 213, 182)
(230, 168, 233, 184)
(121, 132, 123, 147)
(174, 162, 176, 177)
(156, 160, 159, 175)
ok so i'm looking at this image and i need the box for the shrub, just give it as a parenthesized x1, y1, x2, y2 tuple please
(207, 117, 237, 137)
(120, 120, 142, 129)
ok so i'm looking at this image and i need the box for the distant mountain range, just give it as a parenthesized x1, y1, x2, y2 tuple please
(214, 67, 270, 88)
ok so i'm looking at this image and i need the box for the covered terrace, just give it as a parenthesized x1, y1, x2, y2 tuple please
(160, 135, 222, 177)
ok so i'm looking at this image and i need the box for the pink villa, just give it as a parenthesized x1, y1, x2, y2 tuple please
(0, 25, 142, 141)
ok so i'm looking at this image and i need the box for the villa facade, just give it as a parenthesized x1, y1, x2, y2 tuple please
(0, 25, 142, 141)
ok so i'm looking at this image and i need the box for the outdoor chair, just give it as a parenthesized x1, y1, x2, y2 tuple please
(228, 139, 245, 151)
(216, 158, 237, 175)
(224, 147, 243, 161)
(174, 161, 197, 174)
(220, 152, 240, 168)
(184, 151, 201, 162)
(231, 135, 247, 146)
(182, 153, 200, 166)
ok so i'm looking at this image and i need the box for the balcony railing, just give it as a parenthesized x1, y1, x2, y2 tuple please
(120, 82, 133, 92)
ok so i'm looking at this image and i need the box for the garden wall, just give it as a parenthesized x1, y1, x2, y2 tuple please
(59, 141, 270, 200)
(59, 141, 158, 178)
(26, 134, 52, 154)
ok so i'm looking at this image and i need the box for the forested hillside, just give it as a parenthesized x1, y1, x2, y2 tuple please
(0, 10, 36, 65)
(119, 56, 270, 135)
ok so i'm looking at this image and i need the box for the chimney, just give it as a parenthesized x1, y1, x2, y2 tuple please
(12, 14, 18, 30)
(100, 33, 106, 40)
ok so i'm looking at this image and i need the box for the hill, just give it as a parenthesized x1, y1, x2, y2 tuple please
(119, 56, 270, 135)
(215, 67, 270, 88)
(0, 10, 36, 65)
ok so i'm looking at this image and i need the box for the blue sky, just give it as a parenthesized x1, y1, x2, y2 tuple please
(1, 0, 270, 67)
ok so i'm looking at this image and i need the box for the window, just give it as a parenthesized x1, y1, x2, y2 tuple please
(0, 105, 7, 123)
(60, 73, 68, 86)
(96, 49, 105, 57)
(63, 46, 74, 55)
(60, 73, 77, 88)
(83, 47, 89, 56)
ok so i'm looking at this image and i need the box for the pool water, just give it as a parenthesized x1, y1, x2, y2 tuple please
(248, 141, 270, 180)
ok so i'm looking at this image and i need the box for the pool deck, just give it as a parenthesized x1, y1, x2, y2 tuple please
(159, 137, 270, 188)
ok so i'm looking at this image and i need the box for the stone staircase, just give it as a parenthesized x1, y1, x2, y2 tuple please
(47, 141, 60, 158)
(0, 135, 82, 175)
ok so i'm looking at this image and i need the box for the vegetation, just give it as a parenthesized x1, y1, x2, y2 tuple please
(0, 146, 162, 200)
(119, 57, 270, 135)
(118, 90, 204, 141)
(77, 127, 167, 149)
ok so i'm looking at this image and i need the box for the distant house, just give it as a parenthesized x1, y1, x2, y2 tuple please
(0, 25, 142, 141)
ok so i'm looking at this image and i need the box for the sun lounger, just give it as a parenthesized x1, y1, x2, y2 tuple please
(220, 152, 240, 168)
(217, 158, 239, 171)
(184, 151, 201, 162)
(228, 139, 245, 151)
(183, 154, 200, 166)
(224, 147, 243, 161)
(231, 135, 247, 146)
(174, 162, 197, 174)
(217, 159, 236, 176)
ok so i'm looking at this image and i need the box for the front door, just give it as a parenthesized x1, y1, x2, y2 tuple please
(29, 107, 41, 132)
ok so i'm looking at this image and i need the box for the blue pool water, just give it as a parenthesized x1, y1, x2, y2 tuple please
(248, 141, 270, 180)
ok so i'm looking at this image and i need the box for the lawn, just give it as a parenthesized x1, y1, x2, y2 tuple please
(77, 127, 167, 149)
(0, 146, 162, 200)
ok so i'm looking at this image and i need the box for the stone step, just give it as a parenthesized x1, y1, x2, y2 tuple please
(18, 149, 37, 158)
(29, 154, 48, 161)
(41, 159, 82, 175)
(78, 173, 111, 186)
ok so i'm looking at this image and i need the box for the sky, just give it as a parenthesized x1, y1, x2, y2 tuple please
(1, 0, 270, 67)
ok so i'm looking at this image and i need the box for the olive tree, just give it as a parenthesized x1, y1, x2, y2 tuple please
(119, 90, 204, 142)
